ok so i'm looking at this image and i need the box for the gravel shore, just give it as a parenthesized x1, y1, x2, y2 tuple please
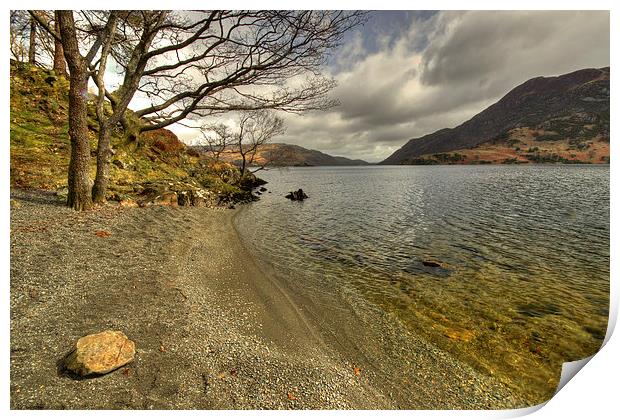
(10, 189, 529, 409)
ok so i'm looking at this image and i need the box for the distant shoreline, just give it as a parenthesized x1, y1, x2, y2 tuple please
(249, 162, 611, 168)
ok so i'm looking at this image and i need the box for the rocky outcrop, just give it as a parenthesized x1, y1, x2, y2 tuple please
(63, 330, 135, 376)
(111, 180, 221, 208)
(177, 189, 213, 207)
(106, 175, 260, 208)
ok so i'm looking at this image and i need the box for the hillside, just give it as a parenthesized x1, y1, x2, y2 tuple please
(10, 61, 257, 207)
(381, 67, 610, 165)
(192, 143, 368, 167)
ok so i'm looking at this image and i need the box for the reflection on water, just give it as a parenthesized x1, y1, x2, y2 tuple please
(236, 165, 609, 403)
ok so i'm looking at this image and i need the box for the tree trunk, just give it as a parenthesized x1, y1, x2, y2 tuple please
(92, 124, 113, 204)
(66, 69, 93, 210)
(240, 152, 247, 176)
(59, 11, 93, 211)
(52, 11, 67, 77)
(28, 16, 36, 64)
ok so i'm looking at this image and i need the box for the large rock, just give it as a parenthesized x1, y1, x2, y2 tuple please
(285, 189, 309, 201)
(190, 189, 209, 207)
(64, 330, 136, 376)
(177, 190, 192, 206)
(154, 191, 178, 206)
(119, 198, 138, 208)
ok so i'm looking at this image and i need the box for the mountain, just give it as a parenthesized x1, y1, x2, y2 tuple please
(381, 67, 610, 165)
(192, 143, 369, 166)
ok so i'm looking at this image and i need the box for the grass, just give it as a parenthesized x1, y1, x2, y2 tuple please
(10, 60, 254, 203)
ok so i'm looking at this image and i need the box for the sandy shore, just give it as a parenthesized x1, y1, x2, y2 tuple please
(10, 189, 528, 409)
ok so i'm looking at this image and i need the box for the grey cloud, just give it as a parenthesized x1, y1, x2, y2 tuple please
(420, 11, 609, 89)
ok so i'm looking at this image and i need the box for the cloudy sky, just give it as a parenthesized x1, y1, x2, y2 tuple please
(176, 11, 610, 162)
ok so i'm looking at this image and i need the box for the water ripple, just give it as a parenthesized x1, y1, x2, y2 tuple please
(236, 165, 609, 400)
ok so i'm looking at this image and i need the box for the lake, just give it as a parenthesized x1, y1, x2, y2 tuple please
(235, 164, 609, 403)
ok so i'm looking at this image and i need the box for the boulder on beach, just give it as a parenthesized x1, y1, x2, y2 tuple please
(285, 189, 309, 201)
(154, 191, 178, 207)
(63, 330, 136, 376)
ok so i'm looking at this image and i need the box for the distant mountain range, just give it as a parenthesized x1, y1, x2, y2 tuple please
(191, 143, 369, 167)
(381, 67, 610, 165)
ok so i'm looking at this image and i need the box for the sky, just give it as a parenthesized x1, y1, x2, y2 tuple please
(167, 11, 610, 163)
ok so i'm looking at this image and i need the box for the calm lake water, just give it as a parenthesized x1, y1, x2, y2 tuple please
(235, 164, 609, 402)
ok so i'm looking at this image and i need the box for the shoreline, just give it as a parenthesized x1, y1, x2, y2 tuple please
(11, 188, 528, 409)
(233, 206, 532, 409)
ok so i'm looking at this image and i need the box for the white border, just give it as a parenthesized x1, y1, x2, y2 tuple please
(3, 2, 616, 419)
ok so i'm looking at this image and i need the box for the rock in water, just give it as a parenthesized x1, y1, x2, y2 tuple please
(64, 330, 136, 376)
(422, 259, 442, 267)
(443, 328, 475, 342)
(285, 188, 309, 201)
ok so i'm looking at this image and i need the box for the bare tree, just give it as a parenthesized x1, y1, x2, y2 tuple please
(90, 11, 175, 203)
(130, 11, 365, 132)
(13, 11, 64, 71)
(234, 110, 285, 176)
(32, 10, 169, 204)
(200, 123, 233, 161)
(95, 10, 363, 203)
(60, 11, 118, 210)
(31, 10, 364, 209)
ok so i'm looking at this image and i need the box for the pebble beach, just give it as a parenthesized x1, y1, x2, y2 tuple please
(10, 188, 528, 409)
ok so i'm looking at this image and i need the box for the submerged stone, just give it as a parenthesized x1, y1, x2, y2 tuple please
(443, 328, 475, 342)
(516, 303, 561, 318)
(404, 258, 453, 278)
(422, 260, 443, 268)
